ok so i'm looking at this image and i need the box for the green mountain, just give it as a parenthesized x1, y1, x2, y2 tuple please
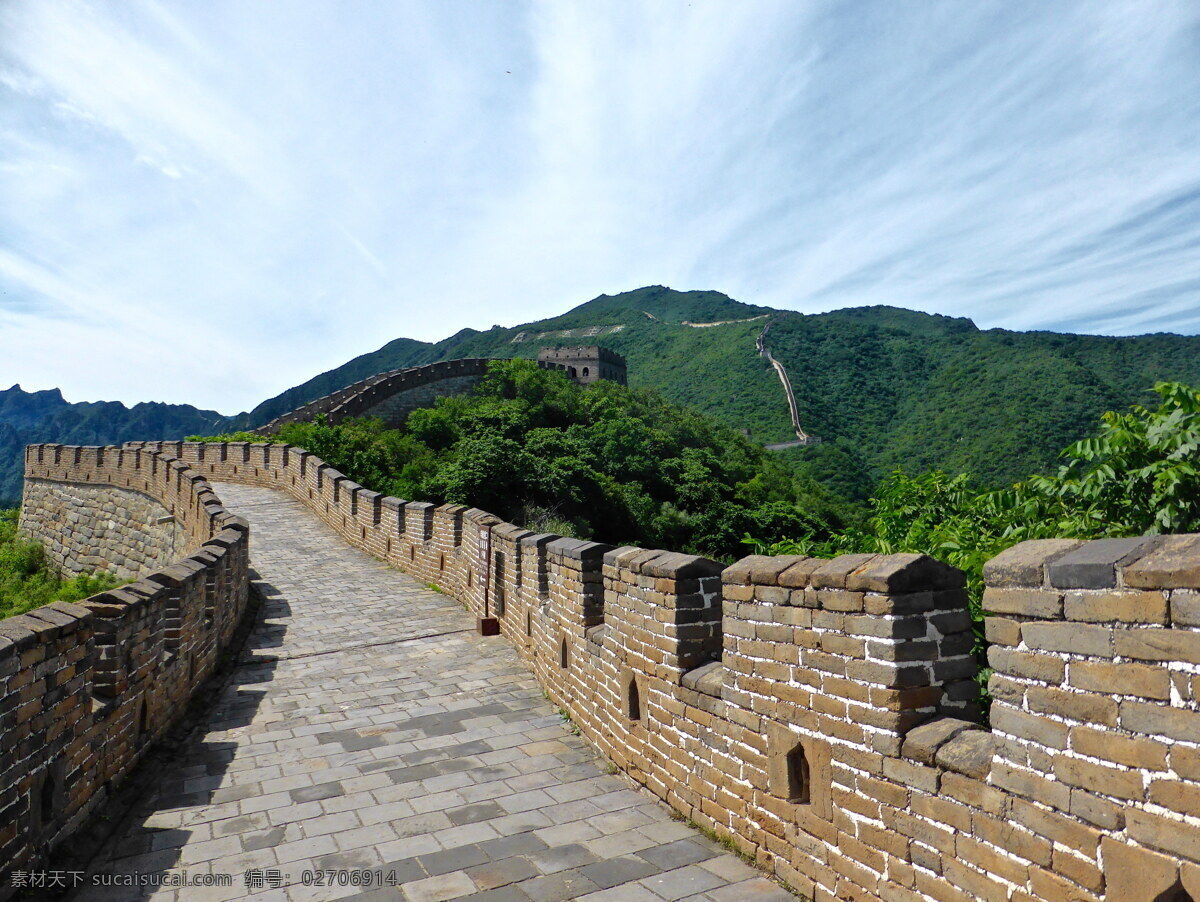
(250, 286, 792, 444)
(765, 312, 1200, 493)
(248, 286, 1200, 497)
(7, 285, 1200, 511)
(248, 336, 430, 425)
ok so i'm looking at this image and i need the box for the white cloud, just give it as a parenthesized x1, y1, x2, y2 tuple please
(1, 0, 1199, 413)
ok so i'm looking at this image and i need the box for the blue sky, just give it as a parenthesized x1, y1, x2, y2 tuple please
(2, 1, 1199, 413)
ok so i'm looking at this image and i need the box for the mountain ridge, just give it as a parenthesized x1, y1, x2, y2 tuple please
(5, 286, 1200, 508)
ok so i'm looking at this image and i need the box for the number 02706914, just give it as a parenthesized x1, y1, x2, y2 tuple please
(301, 869, 403, 887)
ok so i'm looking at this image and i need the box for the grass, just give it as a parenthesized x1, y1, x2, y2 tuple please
(555, 706, 581, 736)
(675, 811, 809, 898)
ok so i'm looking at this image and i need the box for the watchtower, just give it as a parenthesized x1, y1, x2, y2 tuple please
(536, 347, 627, 386)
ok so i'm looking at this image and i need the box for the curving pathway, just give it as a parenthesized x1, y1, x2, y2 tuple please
(72, 484, 793, 902)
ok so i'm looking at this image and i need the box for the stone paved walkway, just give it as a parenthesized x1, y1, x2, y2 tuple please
(74, 484, 793, 902)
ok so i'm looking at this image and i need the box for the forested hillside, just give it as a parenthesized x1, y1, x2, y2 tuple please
(6, 285, 1200, 511)
(248, 285, 1200, 505)
(768, 310, 1200, 494)
(201, 360, 844, 561)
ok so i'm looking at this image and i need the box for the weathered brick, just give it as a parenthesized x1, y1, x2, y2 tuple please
(990, 760, 1071, 811)
(983, 617, 1021, 647)
(847, 553, 964, 593)
(810, 553, 880, 590)
(1009, 797, 1099, 856)
(1171, 744, 1200, 781)
(1147, 779, 1200, 817)
(1051, 846, 1102, 893)
(1068, 789, 1123, 831)
(1021, 622, 1112, 657)
(1171, 589, 1200, 626)
(1025, 686, 1116, 726)
(882, 757, 940, 794)
(1064, 589, 1168, 624)
(1070, 725, 1168, 770)
(1123, 534, 1200, 589)
(1101, 838, 1181, 902)
(990, 703, 1068, 749)
(954, 834, 1027, 887)
(1068, 659, 1170, 700)
(1113, 626, 1200, 664)
(987, 647, 1065, 683)
(1120, 700, 1200, 742)
(1127, 807, 1200, 860)
(1047, 537, 1156, 589)
(982, 588, 1062, 619)
(1053, 756, 1144, 801)
(901, 717, 981, 766)
(982, 539, 1081, 588)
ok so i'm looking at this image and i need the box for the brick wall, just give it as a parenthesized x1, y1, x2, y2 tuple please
(260, 359, 492, 433)
(2, 445, 250, 879)
(26, 439, 1200, 900)
(359, 374, 486, 426)
(20, 479, 187, 580)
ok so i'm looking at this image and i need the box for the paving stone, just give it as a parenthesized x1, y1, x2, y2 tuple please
(579, 853, 662, 888)
(529, 842, 601, 874)
(520, 869, 602, 901)
(638, 838, 721, 869)
(377, 856, 427, 884)
(400, 871, 477, 902)
(418, 844, 489, 876)
(289, 781, 345, 803)
(71, 483, 790, 901)
(466, 856, 540, 889)
(459, 888, 528, 902)
(479, 831, 550, 860)
(446, 801, 506, 826)
(708, 878, 798, 901)
(640, 864, 727, 900)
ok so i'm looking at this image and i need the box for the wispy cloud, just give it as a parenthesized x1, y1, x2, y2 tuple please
(1, 0, 1199, 412)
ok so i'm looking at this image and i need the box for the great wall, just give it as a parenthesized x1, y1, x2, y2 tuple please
(264, 332, 807, 453)
(260, 350, 625, 436)
(260, 359, 496, 434)
(757, 322, 818, 449)
(5, 436, 1200, 901)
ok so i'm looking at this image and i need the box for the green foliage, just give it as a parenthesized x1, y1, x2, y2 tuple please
(1026, 381, 1200, 536)
(13, 286, 1200, 516)
(186, 430, 263, 443)
(0, 509, 123, 620)
(247, 288, 1200, 512)
(768, 313, 1200, 498)
(745, 382, 1200, 715)
(198, 360, 847, 560)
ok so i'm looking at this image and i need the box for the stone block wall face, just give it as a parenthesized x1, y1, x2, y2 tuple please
(359, 374, 485, 427)
(981, 537, 1200, 899)
(24, 439, 1200, 900)
(20, 480, 187, 581)
(4, 445, 250, 878)
(535, 346, 628, 386)
(261, 359, 493, 433)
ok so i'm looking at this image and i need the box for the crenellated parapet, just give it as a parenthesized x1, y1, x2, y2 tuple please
(12, 438, 1200, 899)
(6, 445, 250, 879)
(981, 537, 1200, 898)
(259, 358, 494, 433)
